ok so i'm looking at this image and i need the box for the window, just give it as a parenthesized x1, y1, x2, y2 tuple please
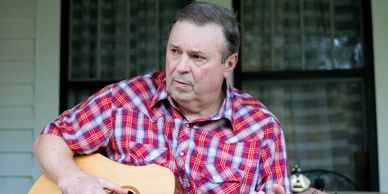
(60, 0, 189, 110)
(60, 0, 378, 191)
(233, 0, 377, 191)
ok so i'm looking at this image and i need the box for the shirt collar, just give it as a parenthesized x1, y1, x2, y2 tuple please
(149, 71, 169, 109)
(211, 81, 234, 127)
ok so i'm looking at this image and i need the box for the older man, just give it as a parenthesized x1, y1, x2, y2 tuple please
(34, 2, 290, 194)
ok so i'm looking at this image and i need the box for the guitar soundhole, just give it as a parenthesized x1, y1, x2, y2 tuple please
(122, 185, 140, 194)
(106, 185, 140, 194)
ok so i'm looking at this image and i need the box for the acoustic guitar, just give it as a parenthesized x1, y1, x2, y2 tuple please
(28, 153, 175, 194)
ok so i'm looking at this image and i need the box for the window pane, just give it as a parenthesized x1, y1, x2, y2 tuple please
(242, 79, 368, 189)
(69, 0, 185, 81)
(67, 88, 97, 108)
(70, 0, 99, 79)
(240, 0, 363, 71)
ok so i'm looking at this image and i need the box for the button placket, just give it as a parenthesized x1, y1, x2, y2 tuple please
(175, 121, 195, 191)
(176, 122, 190, 170)
(183, 178, 190, 189)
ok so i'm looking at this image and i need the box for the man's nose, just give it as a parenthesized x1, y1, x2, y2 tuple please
(175, 54, 191, 72)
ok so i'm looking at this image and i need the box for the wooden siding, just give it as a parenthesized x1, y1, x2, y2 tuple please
(0, 0, 60, 193)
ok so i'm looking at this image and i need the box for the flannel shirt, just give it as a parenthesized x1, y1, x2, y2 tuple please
(42, 70, 291, 193)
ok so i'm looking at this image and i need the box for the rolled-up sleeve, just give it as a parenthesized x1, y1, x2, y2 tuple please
(41, 85, 114, 154)
(258, 118, 291, 193)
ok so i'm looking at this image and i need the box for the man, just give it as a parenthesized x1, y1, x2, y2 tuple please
(34, 2, 291, 194)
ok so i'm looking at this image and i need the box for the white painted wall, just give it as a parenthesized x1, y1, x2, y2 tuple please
(372, 0, 388, 192)
(0, 0, 60, 193)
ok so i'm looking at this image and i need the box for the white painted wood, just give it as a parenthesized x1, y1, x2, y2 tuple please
(33, 0, 61, 183)
(372, 0, 388, 192)
(0, 0, 59, 193)
(0, 18, 35, 38)
(0, 107, 34, 128)
(34, 0, 61, 133)
(0, 40, 34, 61)
(0, 153, 33, 176)
(0, 85, 34, 106)
(0, 0, 35, 18)
(0, 61, 34, 84)
(0, 153, 33, 194)
(0, 128, 34, 152)
(0, 177, 32, 194)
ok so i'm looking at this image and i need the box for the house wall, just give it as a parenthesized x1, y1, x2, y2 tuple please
(0, 0, 60, 193)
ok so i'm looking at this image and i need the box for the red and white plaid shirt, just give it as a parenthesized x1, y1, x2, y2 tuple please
(42, 70, 291, 193)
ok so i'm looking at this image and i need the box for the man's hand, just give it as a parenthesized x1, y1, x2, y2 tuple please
(271, 184, 285, 194)
(58, 171, 128, 194)
(34, 135, 127, 194)
(253, 183, 285, 194)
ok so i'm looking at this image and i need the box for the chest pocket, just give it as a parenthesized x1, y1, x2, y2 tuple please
(200, 162, 243, 193)
(128, 142, 168, 166)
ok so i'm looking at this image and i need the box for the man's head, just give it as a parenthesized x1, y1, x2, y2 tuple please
(165, 2, 239, 119)
(173, 2, 240, 63)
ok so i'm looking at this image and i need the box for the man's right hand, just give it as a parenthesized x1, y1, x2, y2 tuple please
(57, 171, 128, 194)
(33, 134, 127, 194)
(252, 183, 285, 194)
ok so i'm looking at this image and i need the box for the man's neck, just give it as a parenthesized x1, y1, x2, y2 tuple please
(177, 92, 225, 121)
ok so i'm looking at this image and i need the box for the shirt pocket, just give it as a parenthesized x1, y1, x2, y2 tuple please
(200, 162, 243, 193)
(128, 142, 168, 166)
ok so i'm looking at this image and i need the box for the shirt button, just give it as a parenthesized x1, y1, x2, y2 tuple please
(182, 179, 190, 189)
(179, 151, 185, 156)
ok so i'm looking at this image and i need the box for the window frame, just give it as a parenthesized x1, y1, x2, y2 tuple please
(232, 0, 378, 191)
(59, 0, 193, 111)
(59, 0, 378, 190)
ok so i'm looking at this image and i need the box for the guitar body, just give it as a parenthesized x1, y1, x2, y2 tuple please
(29, 153, 175, 194)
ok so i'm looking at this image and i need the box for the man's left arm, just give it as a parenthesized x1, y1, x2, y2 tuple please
(257, 120, 291, 194)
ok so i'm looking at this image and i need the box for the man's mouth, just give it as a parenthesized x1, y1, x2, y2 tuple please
(175, 79, 189, 85)
(174, 79, 191, 87)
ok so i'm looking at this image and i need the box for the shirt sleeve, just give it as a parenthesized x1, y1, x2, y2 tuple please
(41, 85, 114, 154)
(258, 117, 291, 194)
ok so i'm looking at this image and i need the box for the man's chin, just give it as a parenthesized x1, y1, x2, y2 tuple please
(170, 91, 193, 103)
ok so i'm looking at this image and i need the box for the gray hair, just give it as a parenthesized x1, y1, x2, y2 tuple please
(173, 1, 240, 63)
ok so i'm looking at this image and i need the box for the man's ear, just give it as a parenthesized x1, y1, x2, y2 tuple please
(224, 53, 238, 77)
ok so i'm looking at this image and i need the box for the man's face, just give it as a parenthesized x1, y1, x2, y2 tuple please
(165, 21, 236, 105)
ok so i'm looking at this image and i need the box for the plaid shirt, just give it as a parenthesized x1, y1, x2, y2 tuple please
(42, 70, 291, 193)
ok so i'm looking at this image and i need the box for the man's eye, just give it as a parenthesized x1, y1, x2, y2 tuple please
(171, 48, 180, 54)
(192, 54, 204, 60)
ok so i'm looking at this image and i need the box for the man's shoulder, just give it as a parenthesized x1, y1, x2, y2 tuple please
(111, 70, 165, 107)
(231, 87, 279, 124)
(230, 87, 282, 139)
(117, 70, 165, 87)
(231, 87, 267, 109)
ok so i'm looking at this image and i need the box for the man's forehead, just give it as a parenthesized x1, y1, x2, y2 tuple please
(168, 21, 225, 49)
